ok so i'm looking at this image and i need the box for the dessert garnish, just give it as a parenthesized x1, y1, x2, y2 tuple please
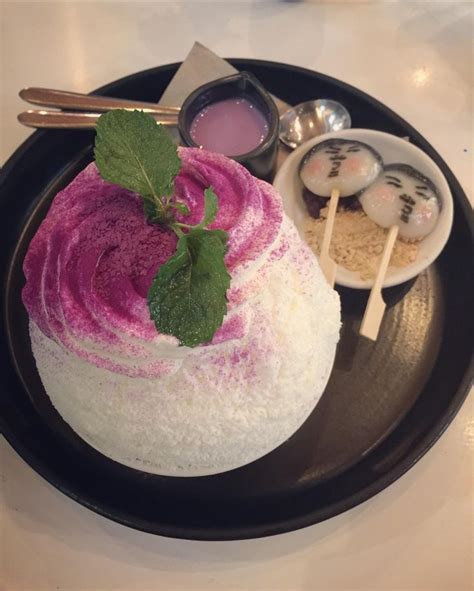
(94, 109, 231, 347)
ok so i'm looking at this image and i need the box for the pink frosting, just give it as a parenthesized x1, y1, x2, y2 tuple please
(23, 148, 287, 377)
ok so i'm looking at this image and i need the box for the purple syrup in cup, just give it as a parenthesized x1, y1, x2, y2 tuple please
(189, 97, 269, 157)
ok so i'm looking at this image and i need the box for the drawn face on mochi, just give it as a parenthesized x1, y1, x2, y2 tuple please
(359, 164, 441, 241)
(299, 139, 383, 198)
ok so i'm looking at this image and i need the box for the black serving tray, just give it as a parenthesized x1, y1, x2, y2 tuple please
(0, 60, 472, 540)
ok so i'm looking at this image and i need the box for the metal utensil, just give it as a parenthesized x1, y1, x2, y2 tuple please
(279, 99, 351, 149)
(19, 87, 180, 115)
(18, 110, 177, 129)
(17, 87, 180, 129)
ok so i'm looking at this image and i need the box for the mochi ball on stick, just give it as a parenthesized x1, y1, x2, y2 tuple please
(299, 139, 383, 286)
(359, 164, 441, 241)
(359, 164, 441, 341)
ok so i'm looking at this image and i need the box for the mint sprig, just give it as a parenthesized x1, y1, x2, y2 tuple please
(94, 110, 230, 347)
(94, 110, 181, 224)
(148, 229, 230, 347)
(198, 187, 219, 228)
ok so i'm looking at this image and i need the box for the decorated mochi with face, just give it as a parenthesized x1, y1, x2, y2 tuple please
(359, 164, 441, 240)
(300, 139, 383, 198)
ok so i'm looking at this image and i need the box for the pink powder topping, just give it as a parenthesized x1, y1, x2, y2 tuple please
(22, 148, 287, 376)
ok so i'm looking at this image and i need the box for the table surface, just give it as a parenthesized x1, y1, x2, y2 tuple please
(0, 2, 472, 590)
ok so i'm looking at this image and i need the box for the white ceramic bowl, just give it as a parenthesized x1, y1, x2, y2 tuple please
(273, 129, 453, 289)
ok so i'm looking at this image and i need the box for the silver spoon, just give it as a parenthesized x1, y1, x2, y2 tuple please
(279, 99, 351, 149)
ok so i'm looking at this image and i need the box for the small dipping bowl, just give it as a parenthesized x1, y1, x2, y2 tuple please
(273, 129, 453, 290)
(178, 72, 280, 180)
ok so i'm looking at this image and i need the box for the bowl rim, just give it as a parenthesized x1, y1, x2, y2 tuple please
(273, 128, 454, 289)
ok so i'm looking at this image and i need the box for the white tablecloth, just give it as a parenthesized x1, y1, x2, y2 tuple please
(1, 2, 472, 590)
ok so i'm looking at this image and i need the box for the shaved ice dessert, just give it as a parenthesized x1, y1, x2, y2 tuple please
(23, 145, 340, 476)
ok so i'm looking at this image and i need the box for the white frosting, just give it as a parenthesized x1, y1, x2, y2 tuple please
(30, 217, 340, 476)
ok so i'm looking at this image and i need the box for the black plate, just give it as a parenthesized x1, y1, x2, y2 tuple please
(1, 60, 472, 541)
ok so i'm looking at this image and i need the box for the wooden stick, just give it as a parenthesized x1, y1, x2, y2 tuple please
(360, 224, 399, 341)
(319, 188, 340, 287)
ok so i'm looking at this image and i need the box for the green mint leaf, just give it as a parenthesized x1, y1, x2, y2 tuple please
(142, 198, 160, 221)
(173, 201, 191, 216)
(196, 187, 219, 229)
(142, 199, 174, 225)
(94, 110, 181, 203)
(94, 110, 232, 345)
(211, 229, 229, 250)
(148, 228, 230, 347)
